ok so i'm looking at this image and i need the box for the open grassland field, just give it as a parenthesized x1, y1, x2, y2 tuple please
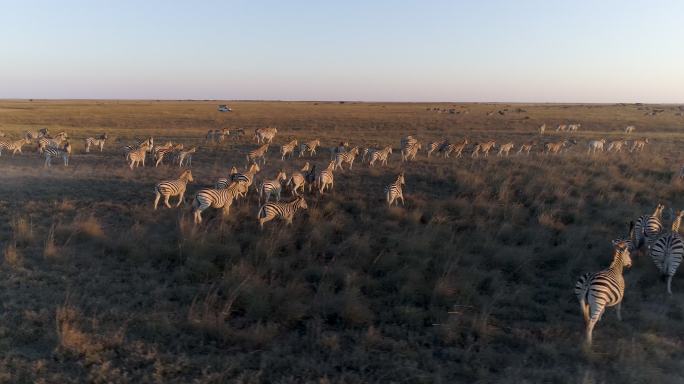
(1, 100, 684, 383)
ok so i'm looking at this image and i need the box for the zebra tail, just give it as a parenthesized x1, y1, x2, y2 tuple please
(574, 273, 592, 301)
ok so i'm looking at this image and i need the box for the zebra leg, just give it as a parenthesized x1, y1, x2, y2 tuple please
(164, 195, 172, 209)
(667, 275, 673, 295)
(585, 318, 597, 346)
(616, 302, 622, 321)
(153, 192, 161, 210)
(176, 192, 185, 207)
(400, 193, 405, 206)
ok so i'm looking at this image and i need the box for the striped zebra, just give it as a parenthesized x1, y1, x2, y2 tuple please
(299, 139, 321, 157)
(259, 170, 287, 204)
(330, 141, 350, 160)
(176, 146, 196, 167)
(316, 160, 335, 193)
(516, 141, 535, 155)
(218, 163, 260, 195)
(247, 144, 269, 166)
(385, 172, 405, 207)
(257, 196, 308, 230)
(127, 143, 151, 169)
(84, 134, 108, 153)
(334, 147, 360, 170)
(401, 135, 418, 150)
(38, 131, 68, 153)
(155, 143, 183, 167)
(286, 162, 314, 196)
(568, 123, 581, 132)
(153, 170, 194, 209)
(254, 127, 278, 144)
(497, 142, 515, 157)
(649, 210, 684, 294)
(122, 137, 154, 159)
(587, 139, 606, 154)
(539, 124, 546, 135)
(401, 142, 421, 162)
(634, 203, 665, 250)
(624, 125, 635, 134)
(281, 139, 298, 160)
(629, 139, 648, 152)
(471, 140, 495, 158)
(444, 138, 468, 158)
(24, 128, 48, 140)
(544, 140, 566, 155)
(192, 181, 248, 224)
(607, 140, 628, 153)
(0, 138, 31, 156)
(574, 240, 632, 346)
(427, 138, 448, 158)
(44, 142, 72, 167)
(556, 124, 567, 132)
(368, 146, 392, 167)
(206, 128, 230, 143)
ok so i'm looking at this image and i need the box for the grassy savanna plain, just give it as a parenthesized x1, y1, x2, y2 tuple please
(0, 100, 684, 383)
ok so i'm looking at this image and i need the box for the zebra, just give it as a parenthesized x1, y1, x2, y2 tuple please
(230, 128, 245, 141)
(155, 143, 183, 167)
(568, 123, 581, 132)
(84, 134, 108, 153)
(401, 142, 421, 162)
(286, 162, 314, 196)
(544, 141, 566, 155)
(330, 141, 350, 160)
(176, 146, 196, 167)
(556, 124, 567, 132)
(38, 131, 68, 153)
(649, 210, 684, 294)
(219, 163, 261, 195)
(280, 139, 298, 160)
(574, 240, 632, 346)
(153, 170, 194, 209)
(247, 144, 269, 166)
(624, 125, 635, 134)
(192, 181, 248, 224)
(539, 124, 546, 135)
(587, 139, 606, 154)
(629, 139, 648, 152)
(317, 160, 336, 193)
(24, 128, 48, 140)
(369, 146, 393, 166)
(444, 138, 468, 158)
(385, 172, 405, 207)
(334, 147, 360, 170)
(259, 170, 287, 204)
(634, 203, 665, 250)
(44, 142, 71, 167)
(516, 141, 535, 155)
(122, 137, 154, 159)
(401, 135, 418, 150)
(128, 145, 149, 169)
(257, 196, 308, 230)
(426, 138, 449, 158)
(206, 128, 230, 143)
(497, 142, 515, 157)
(0, 138, 31, 156)
(254, 127, 278, 144)
(607, 140, 628, 153)
(471, 141, 495, 158)
(299, 139, 321, 157)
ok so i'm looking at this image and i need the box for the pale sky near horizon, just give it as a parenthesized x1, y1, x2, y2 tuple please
(1, 0, 683, 102)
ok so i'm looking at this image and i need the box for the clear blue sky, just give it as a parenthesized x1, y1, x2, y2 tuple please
(1, 0, 682, 102)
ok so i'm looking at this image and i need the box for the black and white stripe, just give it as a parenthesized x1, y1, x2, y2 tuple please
(299, 139, 321, 157)
(192, 181, 248, 224)
(634, 204, 665, 249)
(0, 138, 30, 156)
(259, 170, 287, 204)
(385, 172, 405, 207)
(286, 162, 314, 196)
(84, 134, 107, 153)
(153, 170, 194, 209)
(334, 147, 360, 170)
(247, 144, 269, 165)
(368, 146, 392, 167)
(649, 210, 684, 294)
(574, 240, 632, 346)
(257, 196, 308, 230)
(281, 139, 298, 160)
(44, 142, 72, 167)
(316, 161, 335, 193)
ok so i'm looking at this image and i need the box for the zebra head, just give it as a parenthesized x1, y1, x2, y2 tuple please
(611, 240, 633, 269)
(277, 170, 287, 182)
(296, 196, 308, 210)
(397, 172, 405, 185)
(613, 221, 636, 256)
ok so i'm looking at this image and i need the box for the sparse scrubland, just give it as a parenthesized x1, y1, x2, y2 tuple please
(0, 100, 683, 383)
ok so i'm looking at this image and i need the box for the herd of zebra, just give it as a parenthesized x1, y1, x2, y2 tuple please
(1, 124, 682, 347)
(575, 204, 683, 346)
